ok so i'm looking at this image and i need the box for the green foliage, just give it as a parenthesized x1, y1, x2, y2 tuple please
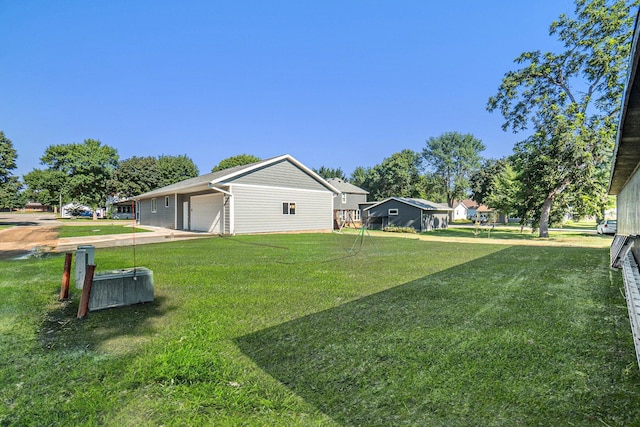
(23, 169, 67, 208)
(471, 158, 521, 222)
(39, 139, 118, 213)
(357, 149, 425, 200)
(313, 165, 346, 180)
(157, 154, 199, 186)
(487, 0, 639, 236)
(422, 131, 485, 206)
(110, 156, 161, 198)
(0, 131, 22, 209)
(383, 225, 416, 233)
(211, 154, 260, 172)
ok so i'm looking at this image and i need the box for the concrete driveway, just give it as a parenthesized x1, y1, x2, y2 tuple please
(0, 212, 207, 260)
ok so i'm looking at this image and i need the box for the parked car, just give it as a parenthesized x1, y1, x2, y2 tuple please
(597, 219, 617, 235)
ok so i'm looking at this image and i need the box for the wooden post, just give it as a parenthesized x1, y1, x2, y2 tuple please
(59, 252, 72, 300)
(77, 264, 96, 319)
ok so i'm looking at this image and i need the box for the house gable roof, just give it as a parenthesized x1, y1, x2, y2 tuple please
(610, 12, 640, 194)
(325, 178, 369, 194)
(134, 154, 340, 199)
(364, 197, 452, 212)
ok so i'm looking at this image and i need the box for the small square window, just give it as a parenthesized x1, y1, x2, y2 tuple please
(388, 208, 398, 216)
(283, 202, 296, 215)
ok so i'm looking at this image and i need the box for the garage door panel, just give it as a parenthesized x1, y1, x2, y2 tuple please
(191, 194, 223, 232)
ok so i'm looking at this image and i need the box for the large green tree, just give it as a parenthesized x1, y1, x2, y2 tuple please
(211, 154, 260, 172)
(313, 166, 347, 180)
(422, 132, 485, 208)
(357, 150, 424, 200)
(40, 139, 119, 219)
(158, 154, 199, 186)
(487, 0, 638, 237)
(0, 131, 22, 210)
(110, 156, 161, 198)
(23, 169, 67, 211)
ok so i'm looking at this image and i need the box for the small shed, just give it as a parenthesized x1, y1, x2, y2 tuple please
(363, 197, 452, 232)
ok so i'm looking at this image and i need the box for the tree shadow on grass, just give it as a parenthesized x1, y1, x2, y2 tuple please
(39, 295, 176, 353)
(236, 246, 636, 426)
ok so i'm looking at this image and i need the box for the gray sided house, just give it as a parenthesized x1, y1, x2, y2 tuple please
(134, 155, 339, 235)
(609, 10, 640, 369)
(325, 178, 369, 229)
(363, 197, 452, 232)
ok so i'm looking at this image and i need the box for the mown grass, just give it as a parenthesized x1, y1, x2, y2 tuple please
(1, 233, 639, 425)
(432, 225, 611, 244)
(57, 225, 151, 238)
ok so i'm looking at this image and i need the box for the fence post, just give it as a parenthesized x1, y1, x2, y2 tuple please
(77, 264, 96, 319)
(59, 252, 72, 300)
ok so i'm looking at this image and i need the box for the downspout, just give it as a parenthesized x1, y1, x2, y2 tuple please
(208, 183, 234, 235)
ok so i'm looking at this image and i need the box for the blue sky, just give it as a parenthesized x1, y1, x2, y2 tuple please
(1, 1, 576, 179)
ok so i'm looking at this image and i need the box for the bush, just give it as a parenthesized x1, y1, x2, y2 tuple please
(383, 225, 416, 234)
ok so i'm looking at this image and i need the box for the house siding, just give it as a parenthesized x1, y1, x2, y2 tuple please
(232, 185, 333, 234)
(366, 199, 449, 232)
(334, 193, 367, 210)
(139, 195, 176, 229)
(367, 200, 422, 230)
(618, 169, 640, 248)
(227, 159, 327, 192)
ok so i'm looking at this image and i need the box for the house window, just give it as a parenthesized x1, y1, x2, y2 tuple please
(165, 196, 170, 208)
(282, 202, 296, 215)
(388, 208, 398, 216)
(341, 193, 347, 204)
(354, 209, 361, 221)
(151, 198, 157, 213)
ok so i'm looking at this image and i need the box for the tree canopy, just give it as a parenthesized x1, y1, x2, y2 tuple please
(212, 154, 261, 172)
(110, 156, 161, 198)
(157, 154, 199, 186)
(0, 131, 22, 210)
(313, 166, 347, 180)
(422, 132, 485, 207)
(487, 0, 638, 236)
(40, 139, 119, 219)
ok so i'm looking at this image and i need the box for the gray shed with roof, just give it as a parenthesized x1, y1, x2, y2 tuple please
(363, 197, 452, 232)
(134, 154, 339, 235)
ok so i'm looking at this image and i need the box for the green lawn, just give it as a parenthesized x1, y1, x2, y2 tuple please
(57, 225, 151, 238)
(434, 224, 610, 243)
(1, 233, 639, 425)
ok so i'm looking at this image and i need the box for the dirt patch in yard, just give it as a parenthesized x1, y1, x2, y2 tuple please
(0, 226, 59, 260)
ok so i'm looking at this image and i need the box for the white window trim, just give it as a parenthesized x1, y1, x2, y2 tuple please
(151, 198, 157, 213)
(388, 208, 398, 216)
(282, 202, 297, 215)
(341, 193, 347, 203)
(165, 196, 170, 208)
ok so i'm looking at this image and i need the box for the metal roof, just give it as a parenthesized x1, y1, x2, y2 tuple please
(364, 197, 452, 211)
(134, 154, 340, 199)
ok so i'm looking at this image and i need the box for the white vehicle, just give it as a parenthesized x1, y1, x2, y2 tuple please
(596, 219, 617, 235)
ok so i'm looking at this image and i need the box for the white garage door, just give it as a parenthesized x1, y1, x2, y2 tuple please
(190, 194, 223, 232)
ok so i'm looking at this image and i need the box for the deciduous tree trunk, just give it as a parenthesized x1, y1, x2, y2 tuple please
(539, 196, 554, 238)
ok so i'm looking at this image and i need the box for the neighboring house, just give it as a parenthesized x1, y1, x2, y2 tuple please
(111, 200, 135, 220)
(608, 11, 640, 369)
(325, 178, 368, 229)
(363, 197, 452, 232)
(452, 199, 476, 221)
(133, 154, 339, 235)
